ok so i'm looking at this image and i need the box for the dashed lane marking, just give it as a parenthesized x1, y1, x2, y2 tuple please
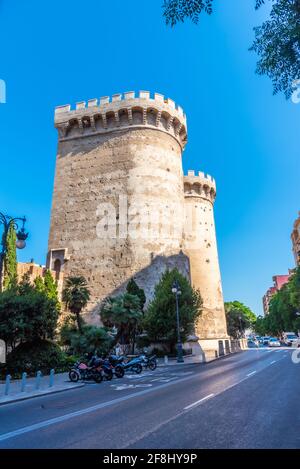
(184, 394, 215, 410)
(247, 371, 257, 377)
(0, 373, 201, 442)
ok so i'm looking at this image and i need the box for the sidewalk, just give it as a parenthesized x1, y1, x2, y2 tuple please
(157, 355, 204, 366)
(0, 372, 85, 406)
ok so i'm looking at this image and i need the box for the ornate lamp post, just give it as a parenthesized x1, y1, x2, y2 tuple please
(172, 279, 184, 363)
(0, 212, 28, 291)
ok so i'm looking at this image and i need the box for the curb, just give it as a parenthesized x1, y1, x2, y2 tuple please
(0, 383, 85, 407)
(158, 361, 203, 366)
(158, 349, 247, 366)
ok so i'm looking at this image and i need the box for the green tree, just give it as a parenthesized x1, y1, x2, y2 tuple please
(225, 301, 257, 324)
(18, 272, 33, 295)
(0, 281, 59, 350)
(126, 278, 146, 311)
(44, 269, 60, 315)
(142, 268, 202, 353)
(2, 223, 17, 290)
(254, 315, 267, 336)
(268, 284, 297, 334)
(34, 275, 45, 293)
(44, 270, 59, 301)
(225, 301, 256, 339)
(101, 293, 142, 349)
(288, 267, 300, 313)
(250, 0, 300, 98)
(62, 276, 90, 334)
(163, 0, 300, 98)
(163, 1, 267, 26)
(0, 289, 23, 349)
(253, 268, 300, 336)
(163, 0, 213, 26)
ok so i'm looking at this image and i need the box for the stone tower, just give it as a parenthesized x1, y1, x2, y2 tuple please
(48, 90, 228, 352)
(183, 171, 228, 350)
(48, 91, 189, 323)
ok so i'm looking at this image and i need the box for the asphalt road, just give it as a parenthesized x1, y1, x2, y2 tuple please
(0, 348, 299, 449)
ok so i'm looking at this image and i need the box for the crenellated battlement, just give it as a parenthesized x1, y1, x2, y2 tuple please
(183, 170, 216, 203)
(54, 91, 187, 149)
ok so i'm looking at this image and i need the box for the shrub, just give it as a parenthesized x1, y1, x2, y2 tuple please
(2, 340, 70, 378)
(0, 281, 59, 350)
(60, 323, 113, 356)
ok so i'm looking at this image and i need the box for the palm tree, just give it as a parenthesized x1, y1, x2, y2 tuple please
(62, 276, 90, 334)
(101, 293, 143, 350)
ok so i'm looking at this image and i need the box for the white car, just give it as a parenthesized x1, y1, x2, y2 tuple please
(268, 338, 281, 347)
(283, 333, 299, 346)
(291, 338, 300, 348)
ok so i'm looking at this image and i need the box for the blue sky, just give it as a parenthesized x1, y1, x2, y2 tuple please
(0, 0, 299, 316)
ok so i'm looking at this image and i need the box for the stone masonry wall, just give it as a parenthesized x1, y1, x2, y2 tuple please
(48, 92, 188, 323)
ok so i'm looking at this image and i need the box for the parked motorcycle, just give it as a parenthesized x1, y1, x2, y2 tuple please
(94, 357, 114, 381)
(118, 355, 143, 374)
(107, 355, 126, 378)
(140, 354, 157, 371)
(69, 360, 103, 383)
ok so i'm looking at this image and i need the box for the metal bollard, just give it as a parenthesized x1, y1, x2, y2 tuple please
(164, 355, 168, 365)
(35, 371, 42, 390)
(49, 369, 55, 387)
(21, 372, 27, 392)
(4, 374, 11, 396)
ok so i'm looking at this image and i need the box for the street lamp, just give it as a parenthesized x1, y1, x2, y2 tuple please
(0, 212, 28, 290)
(172, 279, 184, 363)
(238, 315, 243, 338)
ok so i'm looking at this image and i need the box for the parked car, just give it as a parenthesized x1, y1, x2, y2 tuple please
(268, 337, 281, 347)
(282, 332, 299, 346)
(247, 339, 258, 348)
(291, 337, 300, 348)
(262, 336, 270, 345)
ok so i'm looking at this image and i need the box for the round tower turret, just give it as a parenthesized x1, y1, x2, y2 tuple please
(183, 170, 228, 345)
(48, 91, 189, 321)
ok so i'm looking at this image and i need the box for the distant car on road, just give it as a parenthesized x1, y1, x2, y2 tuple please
(247, 339, 258, 348)
(268, 337, 281, 347)
(282, 332, 299, 347)
(291, 337, 300, 348)
(262, 337, 270, 345)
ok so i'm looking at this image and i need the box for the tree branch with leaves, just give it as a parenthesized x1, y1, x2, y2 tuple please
(163, 0, 300, 98)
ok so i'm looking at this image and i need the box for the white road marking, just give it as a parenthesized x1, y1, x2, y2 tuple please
(110, 384, 135, 391)
(184, 393, 215, 410)
(247, 371, 257, 377)
(135, 384, 152, 388)
(0, 351, 288, 443)
(0, 373, 201, 443)
(126, 374, 148, 379)
(270, 360, 276, 364)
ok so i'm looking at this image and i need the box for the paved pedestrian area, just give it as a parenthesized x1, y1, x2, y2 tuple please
(0, 372, 84, 405)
